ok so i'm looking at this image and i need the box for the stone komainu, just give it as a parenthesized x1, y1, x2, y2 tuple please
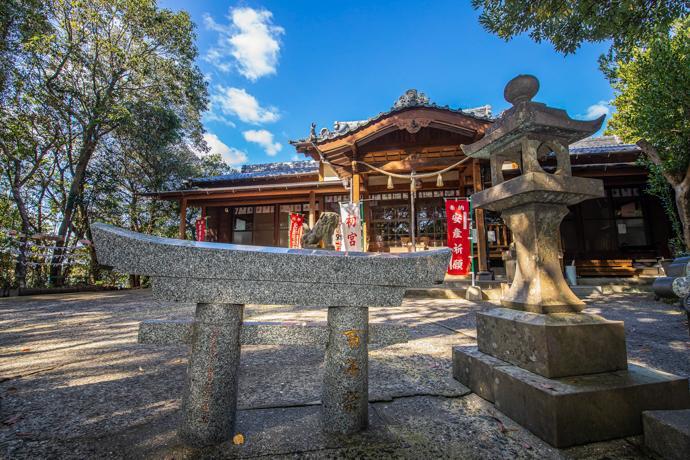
(301, 212, 339, 249)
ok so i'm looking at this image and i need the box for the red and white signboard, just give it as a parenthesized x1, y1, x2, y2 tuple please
(195, 217, 206, 242)
(445, 199, 471, 275)
(339, 202, 363, 251)
(288, 213, 304, 248)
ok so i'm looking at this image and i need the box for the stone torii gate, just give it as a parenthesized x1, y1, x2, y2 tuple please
(91, 223, 449, 446)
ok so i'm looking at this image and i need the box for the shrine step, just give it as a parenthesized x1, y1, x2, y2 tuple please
(138, 319, 408, 347)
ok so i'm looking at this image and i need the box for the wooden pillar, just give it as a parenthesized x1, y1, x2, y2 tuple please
(351, 162, 361, 203)
(309, 191, 316, 228)
(179, 198, 187, 240)
(472, 159, 488, 272)
(318, 161, 325, 182)
(350, 145, 368, 250)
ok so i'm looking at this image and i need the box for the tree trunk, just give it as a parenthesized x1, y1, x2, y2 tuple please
(50, 134, 97, 286)
(636, 139, 690, 254)
(674, 178, 690, 252)
(9, 182, 33, 289)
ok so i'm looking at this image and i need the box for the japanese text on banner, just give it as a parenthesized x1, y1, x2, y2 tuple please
(195, 218, 206, 242)
(445, 199, 471, 275)
(338, 202, 363, 251)
(288, 213, 304, 248)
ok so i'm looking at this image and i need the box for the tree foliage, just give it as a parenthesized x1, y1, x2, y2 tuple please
(0, 1, 233, 290)
(607, 18, 690, 253)
(472, 1, 689, 56)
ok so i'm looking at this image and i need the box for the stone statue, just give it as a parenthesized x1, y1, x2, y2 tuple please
(301, 212, 339, 249)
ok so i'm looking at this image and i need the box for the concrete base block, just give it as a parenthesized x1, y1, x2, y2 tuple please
(476, 308, 627, 378)
(465, 286, 484, 301)
(643, 409, 690, 460)
(452, 346, 690, 448)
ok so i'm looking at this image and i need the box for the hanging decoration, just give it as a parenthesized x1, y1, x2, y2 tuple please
(288, 213, 305, 248)
(195, 217, 206, 242)
(338, 202, 363, 251)
(445, 198, 472, 275)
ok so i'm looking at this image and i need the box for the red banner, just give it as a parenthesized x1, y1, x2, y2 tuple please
(289, 213, 304, 248)
(195, 218, 206, 242)
(445, 199, 471, 275)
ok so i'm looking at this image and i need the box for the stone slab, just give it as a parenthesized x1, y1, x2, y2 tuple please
(471, 172, 604, 212)
(476, 307, 627, 378)
(138, 319, 408, 346)
(452, 345, 505, 402)
(151, 276, 406, 307)
(452, 346, 690, 448)
(91, 223, 449, 291)
(643, 409, 690, 460)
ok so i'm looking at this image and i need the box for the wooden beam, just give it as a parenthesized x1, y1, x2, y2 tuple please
(472, 159, 488, 272)
(189, 197, 313, 208)
(179, 198, 187, 240)
(380, 156, 463, 173)
(175, 185, 346, 203)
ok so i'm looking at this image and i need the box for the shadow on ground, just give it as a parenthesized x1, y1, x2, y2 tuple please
(0, 290, 686, 458)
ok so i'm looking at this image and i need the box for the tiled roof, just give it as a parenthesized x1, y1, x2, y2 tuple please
(292, 89, 495, 144)
(190, 160, 319, 185)
(569, 136, 640, 154)
(189, 137, 641, 187)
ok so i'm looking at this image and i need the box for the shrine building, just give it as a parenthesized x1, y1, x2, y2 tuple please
(150, 90, 673, 276)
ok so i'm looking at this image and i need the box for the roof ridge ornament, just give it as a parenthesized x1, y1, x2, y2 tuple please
(392, 89, 430, 109)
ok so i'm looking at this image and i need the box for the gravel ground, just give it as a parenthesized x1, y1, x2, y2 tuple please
(0, 289, 687, 459)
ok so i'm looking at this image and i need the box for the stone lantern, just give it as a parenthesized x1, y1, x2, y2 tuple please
(454, 75, 689, 448)
(463, 74, 605, 312)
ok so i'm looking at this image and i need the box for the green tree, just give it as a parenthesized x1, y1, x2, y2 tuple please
(607, 19, 690, 253)
(0, 0, 48, 97)
(20, 0, 208, 285)
(472, 1, 688, 56)
(472, 1, 690, 253)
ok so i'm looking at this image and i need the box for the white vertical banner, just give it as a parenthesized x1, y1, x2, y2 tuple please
(338, 202, 363, 252)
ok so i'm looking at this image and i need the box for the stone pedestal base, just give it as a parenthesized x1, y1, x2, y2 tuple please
(452, 346, 690, 447)
(180, 303, 244, 447)
(643, 409, 690, 460)
(477, 308, 627, 378)
(322, 306, 369, 435)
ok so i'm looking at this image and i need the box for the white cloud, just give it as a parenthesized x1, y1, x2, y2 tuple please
(211, 86, 279, 124)
(583, 101, 612, 119)
(203, 7, 284, 81)
(196, 133, 247, 166)
(202, 110, 236, 128)
(243, 129, 282, 156)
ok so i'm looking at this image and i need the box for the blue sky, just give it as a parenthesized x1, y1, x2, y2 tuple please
(160, 0, 614, 166)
